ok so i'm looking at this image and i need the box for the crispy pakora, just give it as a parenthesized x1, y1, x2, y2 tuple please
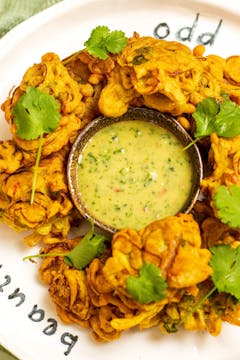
(1, 32, 240, 343)
(201, 133, 240, 194)
(98, 33, 240, 117)
(0, 146, 74, 239)
(38, 214, 215, 341)
(0, 50, 106, 242)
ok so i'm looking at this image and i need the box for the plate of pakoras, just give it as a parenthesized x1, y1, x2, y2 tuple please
(0, 1, 240, 360)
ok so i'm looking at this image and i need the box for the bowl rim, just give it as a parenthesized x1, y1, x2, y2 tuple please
(67, 106, 203, 233)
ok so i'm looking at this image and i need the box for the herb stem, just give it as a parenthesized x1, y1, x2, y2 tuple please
(30, 132, 43, 205)
(177, 286, 217, 327)
(23, 252, 65, 261)
(182, 137, 199, 151)
(62, 50, 82, 66)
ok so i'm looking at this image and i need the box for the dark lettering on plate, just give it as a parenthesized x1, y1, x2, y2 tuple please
(154, 13, 223, 46)
(8, 287, 26, 307)
(175, 13, 199, 42)
(0, 261, 78, 355)
(153, 22, 170, 39)
(0, 274, 11, 292)
(61, 332, 79, 356)
(43, 318, 58, 335)
(28, 304, 45, 322)
(197, 19, 223, 45)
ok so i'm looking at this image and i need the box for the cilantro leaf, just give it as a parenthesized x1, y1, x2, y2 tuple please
(215, 99, 240, 137)
(12, 86, 61, 204)
(64, 219, 108, 269)
(193, 97, 219, 138)
(193, 96, 240, 140)
(104, 30, 128, 54)
(12, 86, 60, 140)
(213, 185, 240, 228)
(84, 25, 128, 60)
(177, 243, 240, 329)
(210, 244, 240, 300)
(23, 219, 109, 270)
(126, 263, 167, 304)
(85, 25, 110, 46)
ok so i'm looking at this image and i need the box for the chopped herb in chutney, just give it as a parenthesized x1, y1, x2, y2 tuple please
(77, 120, 193, 230)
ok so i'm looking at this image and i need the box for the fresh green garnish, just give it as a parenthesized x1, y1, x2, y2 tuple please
(63, 220, 108, 268)
(213, 185, 240, 228)
(210, 244, 240, 299)
(177, 243, 240, 329)
(23, 219, 108, 269)
(63, 25, 128, 65)
(194, 96, 240, 139)
(184, 96, 240, 149)
(126, 263, 167, 304)
(12, 86, 60, 204)
(132, 54, 148, 65)
(84, 25, 128, 60)
(12, 86, 60, 140)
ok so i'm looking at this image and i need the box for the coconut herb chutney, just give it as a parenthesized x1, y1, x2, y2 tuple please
(77, 120, 193, 230)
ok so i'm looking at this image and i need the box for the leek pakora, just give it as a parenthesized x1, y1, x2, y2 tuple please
(1, 29, 240, 342)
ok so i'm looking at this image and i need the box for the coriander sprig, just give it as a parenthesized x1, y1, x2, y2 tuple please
(84, 25, 128, 60)
(213, 185, 240, 228)
(12, 86, 61, 204)
(63, 26, 128, 65)
(126, 263, 167, 304)
(184, 96, 240, 150)
(177, 244, 240, 330)
(23, 219, 109, 269)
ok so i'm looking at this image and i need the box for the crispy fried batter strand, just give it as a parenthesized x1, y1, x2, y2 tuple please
(99, 34, 240, 117)
(38, 214, 216, 341)
(201, 133, 240, 194)
(1, 34, 240, 343)
(0, 149, 73, 236)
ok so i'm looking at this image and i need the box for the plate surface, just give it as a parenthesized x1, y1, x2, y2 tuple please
(0, 1, 240, 359)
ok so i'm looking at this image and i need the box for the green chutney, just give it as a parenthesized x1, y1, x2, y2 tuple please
(77, 120, 193, 230)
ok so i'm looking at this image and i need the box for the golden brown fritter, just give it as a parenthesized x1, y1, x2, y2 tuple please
(98, 33, 240, 118)
(1, 34, 240, 342)
(0, 149, 73, 235)
(200, 133, 240, 219)
(103, 213, 211, 295)
(201, 133, 240, 196)
(0, 51, 106, 239)
(38, 214, 214, 341)
(1, 52, 102, 162)
(0, 140, 24, 173)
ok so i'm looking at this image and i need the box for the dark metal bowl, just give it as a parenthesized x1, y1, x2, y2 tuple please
(67, 107, 203, 233)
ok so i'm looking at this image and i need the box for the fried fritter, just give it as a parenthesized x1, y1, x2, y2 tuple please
(201, 133, 240, 195)
(0, 140, 24, 173)
(0, 148, 73, 236)
(0, 50, 107, 237)
(98, 33, 240, 118)
(102, 214, 211, 293)
(1, 34, 240, 343)
(200, 133, 240, 220)
(1, 53, 100, 162)
(38, 214, 213, 341)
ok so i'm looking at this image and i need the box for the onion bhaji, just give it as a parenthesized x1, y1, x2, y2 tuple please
(38, 213, 240, 341)
(0, 146, 73, 236)
(201, 133, 240, 194)
(0, 50, 106, 241)
(98, 33, 240, 117)
(1, 33, 240, 342)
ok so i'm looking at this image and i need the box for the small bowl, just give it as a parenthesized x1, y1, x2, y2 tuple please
(67, 107, 203, 233)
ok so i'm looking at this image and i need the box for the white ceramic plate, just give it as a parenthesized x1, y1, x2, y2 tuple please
(0, 1, 240, 359)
